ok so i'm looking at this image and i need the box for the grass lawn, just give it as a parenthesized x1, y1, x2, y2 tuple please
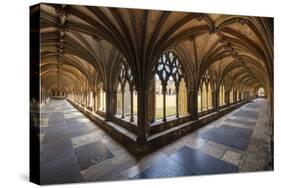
(132, 94, 177, 119)
(155, 106, 176, 119)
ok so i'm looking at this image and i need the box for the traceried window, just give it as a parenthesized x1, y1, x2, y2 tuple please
(116, 60, 137, 122)
(198, 71, 213, 112)
(153, 51, 187, 121)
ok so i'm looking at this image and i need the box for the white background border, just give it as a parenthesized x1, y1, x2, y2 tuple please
(0, 0, 279, 187)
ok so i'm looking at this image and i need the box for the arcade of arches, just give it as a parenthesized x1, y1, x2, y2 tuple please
(33, 3, 273, 183)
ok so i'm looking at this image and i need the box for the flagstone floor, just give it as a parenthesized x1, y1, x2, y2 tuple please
(39, 98, 272, 184)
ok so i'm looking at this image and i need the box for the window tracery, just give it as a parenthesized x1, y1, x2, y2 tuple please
(116, 59, 137, 122)
(198, 71, 213, 112)
(153, 52, 187, 121)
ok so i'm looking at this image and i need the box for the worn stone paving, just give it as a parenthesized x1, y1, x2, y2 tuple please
(39, 98, 272, 184)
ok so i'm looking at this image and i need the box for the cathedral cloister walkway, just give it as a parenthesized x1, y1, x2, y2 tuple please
(40, 98, 272, 184)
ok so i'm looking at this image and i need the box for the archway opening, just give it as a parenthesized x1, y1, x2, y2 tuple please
(117, 83, 122, 115)
(133, 89, 138, 116)
(115, 60, 137, 121)
(99, 88, 106, 112)
(207, 82, 212, 109)
(230, 87, 234, 103)
(219, 84, 225, 106)
(178, 79, 187, 115)
(198, 71, 213, 112)
(198, 88, 202, 112)
(166, 76, 176, 117)
(124, 81, 131, 116)
(155, 74, 163, 120)
(258, 87, 265, 97)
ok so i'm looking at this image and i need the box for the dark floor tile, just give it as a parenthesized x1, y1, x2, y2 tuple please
(41, 124, 69, 144)
(64, 109, 78, 113)
(133, 157, 196, 179)
(96, 167, 124, 181)
(225, 119, 256, 126)
(233, 110, 259, 119)
(246, 102, 258, 108)
(74, 141, 114, 170)
(67, 123, 95, 137)
(40, 154, 83, 185)
(66, 118, 87, 127)
(40, 135, 74, 164)
(170, 146, 239, 175)
(48, 112, 65, 125)
(201, 125, 253, 150)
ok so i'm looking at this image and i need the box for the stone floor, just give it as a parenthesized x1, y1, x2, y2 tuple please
(39, 98, 272, 184)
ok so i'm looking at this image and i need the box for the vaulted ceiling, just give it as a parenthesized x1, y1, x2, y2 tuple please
(38, 3, 273, 95)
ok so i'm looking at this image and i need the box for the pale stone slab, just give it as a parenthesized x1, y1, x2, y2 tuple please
(221, 149, 243, 166)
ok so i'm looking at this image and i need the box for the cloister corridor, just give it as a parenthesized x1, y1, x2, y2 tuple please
(30, 3, 274, 184)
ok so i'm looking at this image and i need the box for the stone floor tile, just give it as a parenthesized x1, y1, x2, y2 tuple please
(221, 149, 243, 166)
(200, 141, 228, 159)
(74, 141, 114, 170)
(183, 137, 207, 150)
(201, 125, 253, 150)
(170, 146, 238, 175)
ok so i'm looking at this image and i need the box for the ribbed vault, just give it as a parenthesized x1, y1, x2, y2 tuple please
(40, 3, 272, 91)
(38, 3, 273, 144)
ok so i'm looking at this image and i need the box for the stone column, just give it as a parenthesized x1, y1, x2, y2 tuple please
(225, 90, 229, 105)
(88, 91, 91, 107)
(136, 88, 149, 144)
(214, 89, 219, 111)
(206, 88, 209, 110)
(186, 89, 189, 114)
(96, 91, 99, 111)
(93, 91, 96, 112)
(187, 90, 192, 115)
(105, 90, 117, 121)
(176, 86, 179, 118)
(162, 84, 167, 121)
(105, 90, 110, 121)
(238, 91, 241, 101)
(96, 89, 100, 110)
(148, 81, 156, 122)
(89, 91, 93, 109)
(85, 91, 88, 107)
(121, 89, 125, 118)
(102, 90, 105, 111)
(200, 88, 203, 111)
(130, 87, 134, 122)
(189, 89, 198, 120)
